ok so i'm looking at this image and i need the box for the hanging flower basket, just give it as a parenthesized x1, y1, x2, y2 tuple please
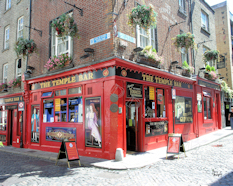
(51, 14, 80, 38)
(44, 54, 72, 71)
(172, 32, 196, 52)
(15, 38, 37, 57)
(137, 46, 164, 68)
(128, 5, 157, 31)
(203, 50, 219, 63)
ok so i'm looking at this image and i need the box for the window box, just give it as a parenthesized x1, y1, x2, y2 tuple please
(137, 56, 161, 68)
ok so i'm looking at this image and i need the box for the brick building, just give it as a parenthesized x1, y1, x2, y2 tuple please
(0, 0, 30, 146)
(0, 0, 222, 159)
(212, 1, 233, 88)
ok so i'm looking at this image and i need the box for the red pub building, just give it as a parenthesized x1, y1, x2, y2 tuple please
(0, 0, 222, 160)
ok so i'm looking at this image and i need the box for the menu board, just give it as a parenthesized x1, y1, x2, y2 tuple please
(65, 142, 79, 161)
(167, 136, 181, 154)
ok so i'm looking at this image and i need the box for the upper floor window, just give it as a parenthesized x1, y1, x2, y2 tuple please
(4, 26, 10, 49)
(6, 0, 11, 10)
(51, 13, 73, 57)
(137, 27, 158, 51)
(179, 0, 185, 11)
(201, 11, 209, 31)
(17, 16, 24, 39)
(16, 59, 22, 77)
(3, 64, 8, 83)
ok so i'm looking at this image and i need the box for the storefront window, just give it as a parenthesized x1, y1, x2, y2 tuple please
(156, 88, 166, 117)
(144, 87, 166, 118)
(43, 88, 83, 123)
(0, 108, 7, 131)
(203, 97, 212, 119)
(85, 97, 101, 148)
(69, 87, 81, 94)
(175, 96, 193, 124)
(31, 106, 40, 143)
(55, 98, 67, 122)
(43, 99, 54, 123)
(69, 97, 83, 122)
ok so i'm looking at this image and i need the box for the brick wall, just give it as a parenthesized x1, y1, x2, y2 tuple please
(0, 0, 30, 95)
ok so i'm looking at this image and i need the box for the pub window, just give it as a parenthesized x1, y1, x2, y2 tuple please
(175, 96, 193, 124)
(31, 105, 40, 143)
(144, 87, 166, 118)
(43, 99, 54, 123)
(68, 87, 81, 94)
(43, 88, 83, 123)
(203, 97, 212, 119)
(0, 107, 7, 131)
(42, 91, 53, 98)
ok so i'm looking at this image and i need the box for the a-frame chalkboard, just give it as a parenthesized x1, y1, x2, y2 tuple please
(166, 133, 186, 159)
(55, 139, 81, 168)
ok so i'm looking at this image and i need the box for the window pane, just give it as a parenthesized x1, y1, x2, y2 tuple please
(207, 98, 211, 119)
(144, 87, 155, 118)
(55, 89, 66, 96)
(203, 97, 207, 119)
(68, 87, 81, 94)
(55, 98, 67, 122)
(156, 89, 166, 117)
(43, 99, 54, 122)
(175, 96, 193, 123)
(42, 92, 53, 98)
(69, 97, 83, 122)
(0, 110, 7, 131)
(31, 106, 40, 143)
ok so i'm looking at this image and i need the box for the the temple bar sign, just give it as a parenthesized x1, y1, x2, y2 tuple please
(3, 96, 24, 104)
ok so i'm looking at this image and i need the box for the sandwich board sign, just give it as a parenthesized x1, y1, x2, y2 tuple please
(55, 139, 81, 168)
(166, 133, 186, 159)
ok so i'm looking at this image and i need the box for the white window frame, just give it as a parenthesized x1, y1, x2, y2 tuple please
(17, 16, 24, 40)
(179, 0, 185, 11)
(51, 13, 73, 57)
(16, 59, 22, 78)
(6, 0, 11, 10)
(201, 11, 209, 31)
(181, 47, 187, 64)
(3, 64, 8, 83)
(136, 26, 156, 50)
(4, 26, 10, 49)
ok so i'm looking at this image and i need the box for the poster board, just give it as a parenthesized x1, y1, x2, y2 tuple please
(55, 139, 81, 168)
(167, 133, 186, 158)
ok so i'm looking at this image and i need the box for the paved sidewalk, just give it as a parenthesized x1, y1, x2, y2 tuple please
(0, 127, 232, 170)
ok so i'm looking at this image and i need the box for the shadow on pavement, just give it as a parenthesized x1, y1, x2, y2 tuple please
(210, 170, 233, 185)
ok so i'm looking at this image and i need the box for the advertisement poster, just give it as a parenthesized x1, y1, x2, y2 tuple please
(55, 98, 61, 112)
(85, 97, 102, 148)
(31, 106, 40, 143)
(157, 89, 164, 105)
(175, 96, 193, 124)
(149, 86, 155, 100)
(167, 136, 180, 154)
(145, 121, 168, 137)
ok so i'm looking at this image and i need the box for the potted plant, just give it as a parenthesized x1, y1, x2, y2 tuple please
(138, 46, 164, 68)
(203, 50, 219, 64)
(8, 77, 21, 88)
(15, 38, 37, 58)
(51, 14, 80, 38)
(204, 65, 218, 81)
(172, 32, 196, 52)
(128, 5, 157, 32)
(182, 61, 194, 77)
(44, 53, 72, 71)
(0, 82, 8, 91)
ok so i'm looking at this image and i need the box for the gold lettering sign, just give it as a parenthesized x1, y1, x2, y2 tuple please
(4, 96, 23, 103)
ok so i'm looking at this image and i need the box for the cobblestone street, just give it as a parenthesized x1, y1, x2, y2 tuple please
(1, 134, 233, 186)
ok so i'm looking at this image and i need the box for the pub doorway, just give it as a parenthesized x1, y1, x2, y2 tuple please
(126, 101, 141, 152)
(9, 110, 13, 145)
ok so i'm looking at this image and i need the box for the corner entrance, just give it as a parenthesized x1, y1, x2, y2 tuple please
(126, 101, 141, 152)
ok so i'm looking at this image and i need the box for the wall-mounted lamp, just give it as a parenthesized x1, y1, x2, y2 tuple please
(80, 48, 94, 59)
(2, 84, 8, 92)
(133, 47, 143, 53)
(219, 77, 225, 80)
(198, 67, 206, 76)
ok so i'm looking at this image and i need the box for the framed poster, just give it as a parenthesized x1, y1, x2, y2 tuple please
(85, 97, 102, 148)
(157, 89, 164, 105)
